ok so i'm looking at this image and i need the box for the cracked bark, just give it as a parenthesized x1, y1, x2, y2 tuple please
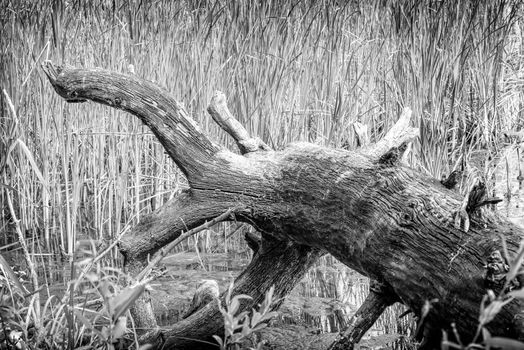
(42, 62, 524, 350)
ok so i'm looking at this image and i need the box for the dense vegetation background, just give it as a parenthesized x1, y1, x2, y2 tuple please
(1, 0, 523, 348)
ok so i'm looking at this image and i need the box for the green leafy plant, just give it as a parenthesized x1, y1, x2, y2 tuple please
(0, 266, 28, 350)
(73, 277, 146, 350)
(66, 239, 148, 350)
(0, 238, 149, 350)
(213, 283, 279, 350)
(442, 240, 524, 350)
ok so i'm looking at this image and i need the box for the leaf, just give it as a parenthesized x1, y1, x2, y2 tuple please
(251, 310, 262, 326)
(478, 299, 512, 326)
(487, 290, 496, 302)
(101, 326, 110, 340)
(212, 335, 224, 349)
(501, 236, 510, 266)
(260, 311, 278, 323)
(109, 284, 145, 321)
(251, 323, 267, 332)
(241, 317, 251, 337)
(72, 309, 94, 329)
(482, 326, 491, 339)
(441, 331, 449, 350)
(232, 311, 249, 332)
(229, 294, 251, 316)
(359, 333, 402, 348)
(73, 309, 105, 339)
(15, 139, 47, 189)
(230, 297, 240, 315)
(225, 282, 234, 305)
(0, 254, 27, 295)
(485, 337, 524, 350)
(224, 313, 235, 337)
(112, 316, 127, 340)
(441, 341, 462, 350)
(260, 286, 275, 314)
(508, 288, 524, 300)
(137, 345, 153, 350)
(84, 272, 99, 284)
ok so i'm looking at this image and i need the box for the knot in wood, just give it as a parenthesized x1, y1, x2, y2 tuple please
(378, 142, 408, 167)
(373, 175, 388, 188)
(441, 170, 462, 190)
(399, 209, 414, 226)
(67, 91, 87, 103)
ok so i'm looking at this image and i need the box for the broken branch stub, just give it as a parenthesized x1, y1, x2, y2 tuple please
(361, 107, 419, 159)
(207, 91, 271, 154)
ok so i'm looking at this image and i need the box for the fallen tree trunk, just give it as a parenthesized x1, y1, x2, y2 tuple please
(42, 62, 524, 349)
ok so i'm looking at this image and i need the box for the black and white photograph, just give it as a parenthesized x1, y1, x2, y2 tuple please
(1, 1, 524, 349)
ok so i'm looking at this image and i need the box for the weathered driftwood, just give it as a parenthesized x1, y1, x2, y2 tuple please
(42, 62, 524, 350)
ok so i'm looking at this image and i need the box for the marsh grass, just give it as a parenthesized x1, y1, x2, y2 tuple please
(1, 0, 523, 347)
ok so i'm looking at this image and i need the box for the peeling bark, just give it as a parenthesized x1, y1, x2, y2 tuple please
(42, 62, 524, 349)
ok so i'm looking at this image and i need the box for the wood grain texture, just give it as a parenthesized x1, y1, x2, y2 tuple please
(43, 62, 524, 349)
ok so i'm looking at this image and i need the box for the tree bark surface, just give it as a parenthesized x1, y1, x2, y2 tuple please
(42, 62, 524, 349)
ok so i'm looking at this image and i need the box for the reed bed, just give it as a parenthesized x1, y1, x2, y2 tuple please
(1, 0, 523, 348)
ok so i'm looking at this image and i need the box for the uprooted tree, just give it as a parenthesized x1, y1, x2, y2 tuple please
(42, 61, 524, 350)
